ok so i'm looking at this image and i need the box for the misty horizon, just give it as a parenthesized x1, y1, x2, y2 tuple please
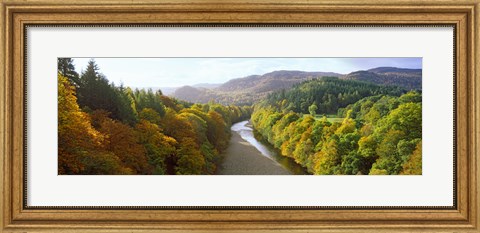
(71, 58, 422, 88)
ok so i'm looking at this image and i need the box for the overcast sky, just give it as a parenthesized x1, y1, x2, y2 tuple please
(71, 57, 422, 88)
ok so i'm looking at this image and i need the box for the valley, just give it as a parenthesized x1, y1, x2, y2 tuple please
(167, 67, 421, 106)
(59, 57, 422, 175)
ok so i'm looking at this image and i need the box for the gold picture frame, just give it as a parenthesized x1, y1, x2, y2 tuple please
(1, 0, 479, 231)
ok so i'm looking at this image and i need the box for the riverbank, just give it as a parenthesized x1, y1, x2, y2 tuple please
(215, 122, 292, 175)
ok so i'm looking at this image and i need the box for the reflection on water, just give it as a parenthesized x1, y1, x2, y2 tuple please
(231, 121, 308, 175)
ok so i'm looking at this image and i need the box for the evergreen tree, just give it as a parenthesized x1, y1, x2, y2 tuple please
(57, 58, 80, 86)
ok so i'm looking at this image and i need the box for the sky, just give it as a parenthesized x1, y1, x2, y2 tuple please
(71, 58, 422, 88)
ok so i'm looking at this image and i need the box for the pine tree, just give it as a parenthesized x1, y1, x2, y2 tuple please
(57, 58, 80, 86)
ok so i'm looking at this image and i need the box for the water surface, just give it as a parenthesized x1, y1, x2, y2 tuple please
(230, 121, 307, 175)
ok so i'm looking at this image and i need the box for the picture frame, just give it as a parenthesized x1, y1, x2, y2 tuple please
(1, 0, 479, 232)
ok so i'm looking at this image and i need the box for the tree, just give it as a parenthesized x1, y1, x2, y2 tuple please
(378, 103, 422, 140)
(340, 151, 367, 175)
(161, 108, 197, 142)
(308, 103, 318, 116)
(139, 108, 162, 125)
(91, 110, 152, 174)
(58, 74, 131, 175)
(113, 85, 138, 125)
(206, 110, 230, 151)
(398, 91, 422, 104)
(371, 129, 405, 174)
(313, 138, 340, 175)
(251, 86, 422, 175)
(57, 58, 79, 86)
(135, 120, 177, 174)
(58, 59, 246, 175)
(133, 89, 166, 117)
(272, 112, 300, 148)
(178, 112, 208, 145)
(76, 60, 140, 125)
(77, 60, 118, 116)
(401, 141, 422, 175)
(175, 138, 206, 175)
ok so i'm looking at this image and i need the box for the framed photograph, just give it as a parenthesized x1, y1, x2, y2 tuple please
(1, 0, 479, 232)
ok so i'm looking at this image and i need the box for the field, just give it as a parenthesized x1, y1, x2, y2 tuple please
(312, 114, 344, 123)
(58, 57, 422, 175)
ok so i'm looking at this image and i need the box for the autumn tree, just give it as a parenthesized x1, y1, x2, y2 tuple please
(400, 141, 422, 175)
(91, 110, 152, 174)
(58, 74, 130, 175)
(175, 138, 206, 175)
(58, 60, 251, 175)
(135, 120, 177, 174)
(252, 86, 422, 175)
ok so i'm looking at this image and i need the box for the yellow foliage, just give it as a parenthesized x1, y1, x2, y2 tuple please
(58, 74, 104, 174)
(369, 168, 388, 175)
(335, 118, 356, 135)
(400, 141, 422, 175)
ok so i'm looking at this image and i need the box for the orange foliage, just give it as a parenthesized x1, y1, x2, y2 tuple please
(58, 74, 131, 175)
(91, 110, 152, 174)
(58, 74, 102, 174)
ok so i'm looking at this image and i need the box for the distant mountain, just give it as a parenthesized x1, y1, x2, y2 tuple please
(367, 67, 421, 74)
(171, 67, 422, 105)
(172, 70, 343, 105)
(158, 87, 177, 95)
(216, 70, 343, 93)
(215, 75, 261, 92)
(171, 86, 219, 103)
(136, 83, 220, 96)
(342, 67, 421, 90)
(192, 83, 222, 89)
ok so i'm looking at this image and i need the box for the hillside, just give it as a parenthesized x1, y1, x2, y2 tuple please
(342, 67, 421, 90)
(216, 71, 343, 93)
(171, 67, 421, 105)
(261, 76, 406, 114)
(172, 70, 343, 105)
(171, 85, 219, 103)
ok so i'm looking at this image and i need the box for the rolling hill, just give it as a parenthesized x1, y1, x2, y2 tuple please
(171, 67, 421, 105)
(216, 71, 343, 93)
(342, 67, 422, 90)
(172, 71, 343, 105)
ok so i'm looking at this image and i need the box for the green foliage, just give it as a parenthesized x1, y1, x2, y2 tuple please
(113, 86, 138, 125)
(135, 119, 177, 174)
(139, 108, 162, 125)
(58, 74, 132, 175)
(252, 87, 422, 175)
(308, 103, 318, 116)
(133, 88, 166, 117)
(262, 77, 405, 115)
(58, 60, 253, 175)
(58, 58, 80, 87)
(401, 141, 422, 175)
(74, 59, 139, 125)
(59, 58, 420, 176)
(90, 110, 152, 174)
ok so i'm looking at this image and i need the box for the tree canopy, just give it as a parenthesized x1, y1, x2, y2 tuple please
(251, 78, 422, 175)
(58, 59, 252, 175)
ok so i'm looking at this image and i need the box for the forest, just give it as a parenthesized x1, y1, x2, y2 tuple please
(251, 77, 422, 175)
(58, 59, 251, 175)
(58, 58, 421, 175)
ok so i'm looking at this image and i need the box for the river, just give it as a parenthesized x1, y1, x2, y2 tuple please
(216, 120, 307, 175)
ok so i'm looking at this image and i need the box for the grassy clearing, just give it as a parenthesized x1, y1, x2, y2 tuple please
(313, 114, 344, 123)
(327, 117, 344, 123)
